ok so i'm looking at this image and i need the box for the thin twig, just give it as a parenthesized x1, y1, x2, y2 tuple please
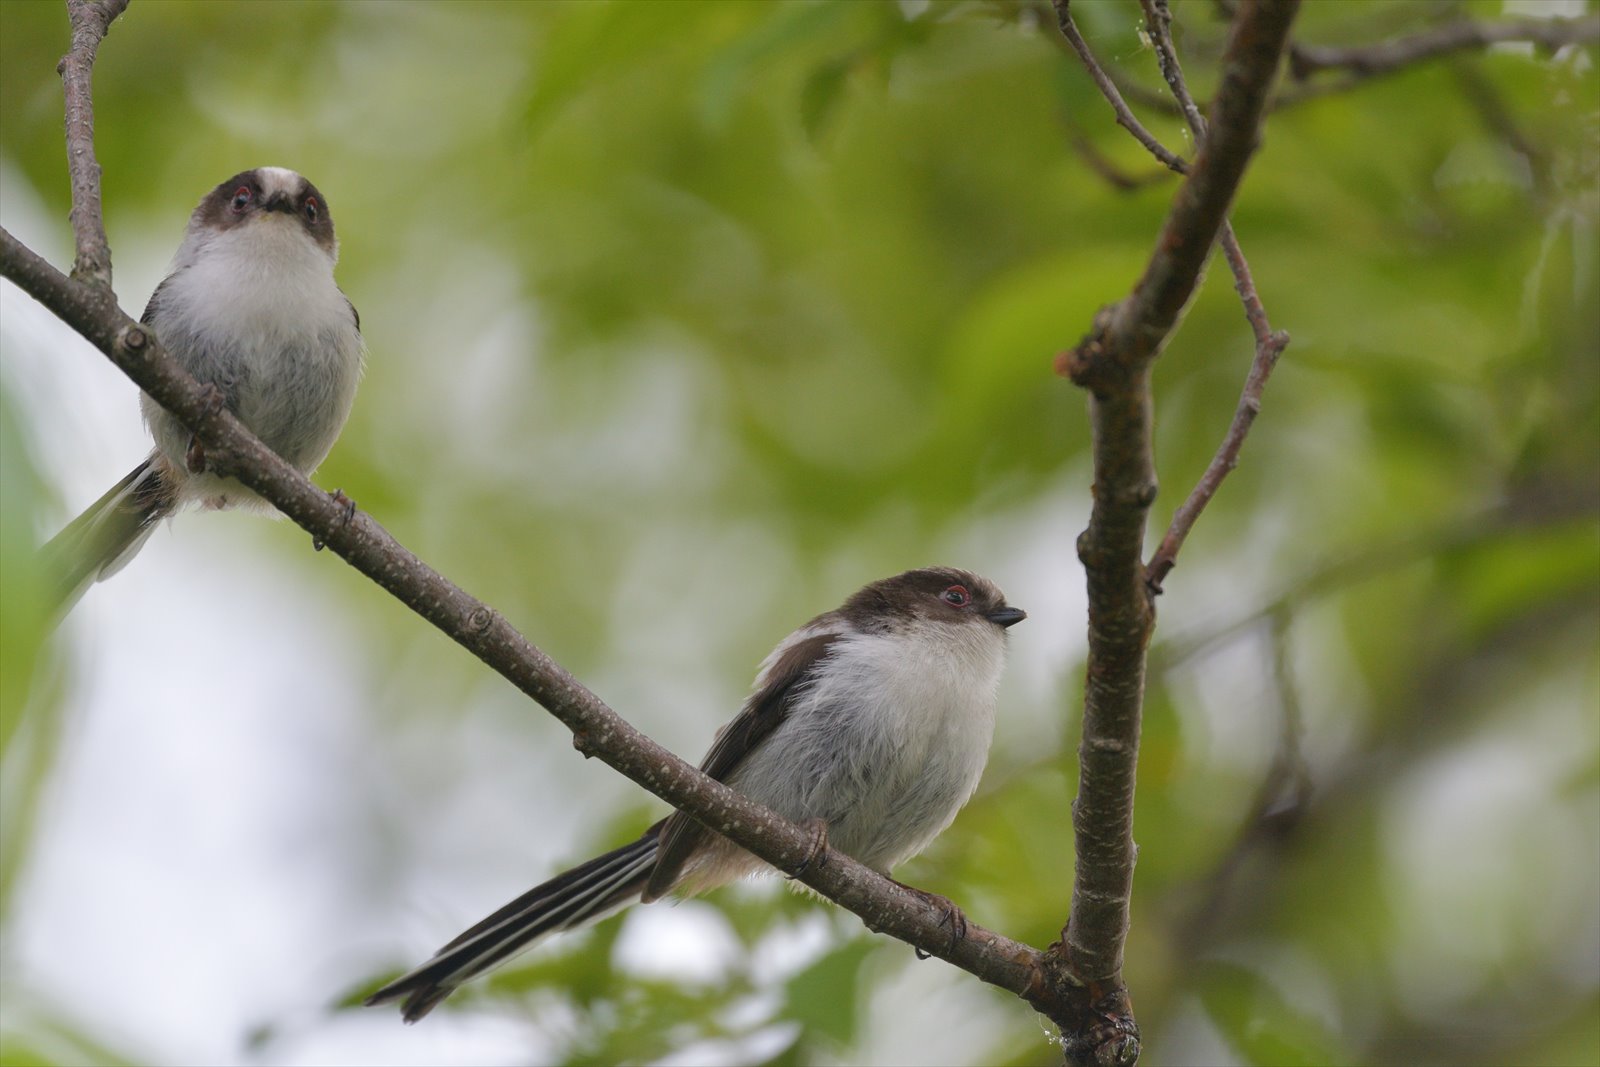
(1137, 10, 1600, 112)
(979, 488, 1600, 813)
(1171, 608, 1310, 960)
(1152, 483, 1600, 673)
(1140, 0, 1208, 136)
(1135, 0, 1292, 591)
(58, 0, 127, 289)
(1169, 574, 1598, 990)
(1056, 0, 1295, 390)
(1054, 2, 1187, 176)
(1265, 608, 1312, 814)
(1289, 14, 1600, 80)
(1065, 122, 1173, 193)
(1450, 59, 1553, 204)
(1104, 65, 1188, 119)
(1144, 324, 1288, 592)
(1159, 420, 1600, 986)
(1216, 231, 1273, 346)
(1047, 3, 1300, 1064)
(1019, 0, 1186, 119)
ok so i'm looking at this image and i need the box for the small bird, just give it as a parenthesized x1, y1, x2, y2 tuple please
(368, 566, 1026, 1022)
(42, 166, 363, 609)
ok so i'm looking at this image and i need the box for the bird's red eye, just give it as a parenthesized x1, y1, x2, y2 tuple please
(303, 196, 319, 221)
(230, 186, 252, 211)
(941, 585, 970, 607)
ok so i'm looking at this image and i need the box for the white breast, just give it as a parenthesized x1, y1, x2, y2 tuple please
(171, 218, 348, 350)
(142, 216, 363, 507)
(733, 619, 1007, 874)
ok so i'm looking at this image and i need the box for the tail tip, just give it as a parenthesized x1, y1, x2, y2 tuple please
(365, 979, 453, 1024)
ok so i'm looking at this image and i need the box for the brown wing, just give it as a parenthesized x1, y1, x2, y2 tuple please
(643, 631, 838, 901)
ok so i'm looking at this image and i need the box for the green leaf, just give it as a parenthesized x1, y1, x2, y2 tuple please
(0, 1040, 56, 1067)
(800, 56, 853, 144)
(1197, 961, 1351, 1067)
(783, 936, 876, 1047)
(0, 378, 52, 757)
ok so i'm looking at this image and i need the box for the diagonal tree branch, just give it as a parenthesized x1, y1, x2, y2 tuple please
(3, 220, 1078, 1027)
(58, 0, 127, 289)
(4, 0, 1088, 1037)
(1047, 2, 1300, 1064)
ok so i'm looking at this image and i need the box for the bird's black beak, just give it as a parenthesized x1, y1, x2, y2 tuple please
(262, 192, 293, 214)
(986, 606, 1027, 629)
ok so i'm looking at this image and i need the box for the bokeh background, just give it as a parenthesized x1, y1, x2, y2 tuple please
(2, 1, 1596, 1065)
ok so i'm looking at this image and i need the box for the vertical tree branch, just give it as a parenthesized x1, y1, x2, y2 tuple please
(58, 0, 127, 289)
(1049, 3, 1300, 1063)
(1140, 0, 1208, 135)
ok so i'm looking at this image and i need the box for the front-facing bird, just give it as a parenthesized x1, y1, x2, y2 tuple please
(368, 566, 1026, 1022)
(42, 166, 364, 610)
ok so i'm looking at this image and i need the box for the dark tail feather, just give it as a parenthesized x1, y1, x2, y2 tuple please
(42, 458, 177, 613)
(367, 823, 663, 1023)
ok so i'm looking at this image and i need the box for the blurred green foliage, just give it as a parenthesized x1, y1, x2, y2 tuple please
(2, 1, 1597, 1065)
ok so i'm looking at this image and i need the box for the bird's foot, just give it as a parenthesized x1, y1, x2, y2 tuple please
(784, 818, 830, 881)
(892, 880, 968, 959)
(313, 489, 358, 551)
(184, 384, 228, 473)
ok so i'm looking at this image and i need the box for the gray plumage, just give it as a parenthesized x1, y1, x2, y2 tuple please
(368, 567, 1025, 1022)
(42, 166, 363, 612)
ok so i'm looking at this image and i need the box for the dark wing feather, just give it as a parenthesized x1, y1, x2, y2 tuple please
(140, 270, 183, 325)
(643, 630, 838, 900)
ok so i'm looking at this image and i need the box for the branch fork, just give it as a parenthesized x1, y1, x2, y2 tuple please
(3, 3, 1320, 1064)
(1048, 3, 1301, 1062)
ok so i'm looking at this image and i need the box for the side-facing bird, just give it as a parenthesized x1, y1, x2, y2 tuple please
(368, 566, 1026, 1021)
(42, 166, 363, 610)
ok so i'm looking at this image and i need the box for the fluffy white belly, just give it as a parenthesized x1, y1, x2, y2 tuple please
(731, 623, 1005, 873)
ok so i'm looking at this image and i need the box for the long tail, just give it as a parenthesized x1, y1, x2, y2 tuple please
(41, 458, 178, 613)
(367, 823, 663, 1022)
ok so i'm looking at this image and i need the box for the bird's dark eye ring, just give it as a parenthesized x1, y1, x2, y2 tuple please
(941, 585, 970, 607)
(230, 186, 252, 211)
(304, 196, 319, 221)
